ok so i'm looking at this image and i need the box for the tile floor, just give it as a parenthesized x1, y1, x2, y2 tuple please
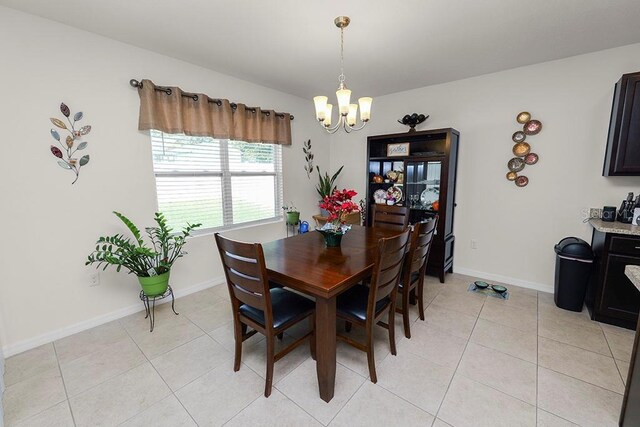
(2, 273, 635, 426)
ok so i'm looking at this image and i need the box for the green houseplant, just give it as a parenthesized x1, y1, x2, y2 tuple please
(316, 165, 344, 200)
(282, 202, 300, 225)
(86, 211, 201, 296)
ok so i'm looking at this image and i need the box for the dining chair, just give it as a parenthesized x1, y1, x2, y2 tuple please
(214, 233, 315, 397)
(371, 204, 410, 230)
(336, 229, 411, 383)
(397, 216, 438, 338)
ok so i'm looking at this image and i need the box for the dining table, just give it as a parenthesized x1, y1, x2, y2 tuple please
(262, 225, 402, 402)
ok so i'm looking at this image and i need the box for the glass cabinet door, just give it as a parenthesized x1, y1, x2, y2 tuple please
(405, 161, 441, 212)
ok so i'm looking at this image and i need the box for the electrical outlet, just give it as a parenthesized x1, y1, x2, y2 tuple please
(89, 272, 100, 287)
(589, 208, 603, 219)
(471, 239, 478, 250)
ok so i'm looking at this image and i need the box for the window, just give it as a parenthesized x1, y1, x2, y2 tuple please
(150, 130, 283, 232)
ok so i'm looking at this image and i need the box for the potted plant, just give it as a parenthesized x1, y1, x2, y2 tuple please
(317, 189, 360, 247)
(316, 165, 344, 201)
(86, 211, 201, 296)
(282, 202, 300, 225)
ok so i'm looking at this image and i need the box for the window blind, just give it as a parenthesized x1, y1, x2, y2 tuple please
(150, 130, 283, 232)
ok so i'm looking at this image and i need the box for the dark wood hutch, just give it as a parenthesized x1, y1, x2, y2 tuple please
(365, 128, 459, 282)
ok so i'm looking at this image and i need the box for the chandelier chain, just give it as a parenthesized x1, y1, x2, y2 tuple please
(338, 27, 345, 84)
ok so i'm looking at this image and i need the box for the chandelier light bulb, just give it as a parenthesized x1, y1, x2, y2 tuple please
(347, 104, 358, 126)
(336, 88, 351, 116)
(313, 96, 328, 121)
(324, 104, 333, 127)
(358, 97, 372, 122)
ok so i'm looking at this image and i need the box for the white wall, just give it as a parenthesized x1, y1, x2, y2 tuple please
(0, 7, 329, 355)
(331, 43, 640, 291)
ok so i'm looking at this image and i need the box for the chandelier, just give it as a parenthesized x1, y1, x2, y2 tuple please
(313, 16, 372, 134)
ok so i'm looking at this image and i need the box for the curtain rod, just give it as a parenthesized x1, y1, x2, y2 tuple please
(129, 79, 294, 120)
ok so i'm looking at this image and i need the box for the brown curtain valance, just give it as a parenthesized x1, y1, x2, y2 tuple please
(135, 79, 292, 145)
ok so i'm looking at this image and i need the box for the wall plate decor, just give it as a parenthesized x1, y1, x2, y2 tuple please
(524, 152, 539, 165)
(49, 103, 90, 184)
(506, 111, 542, 187)
(512, 142, 531, 157)
(508, 157, 525, 172)
(523, 119, 542, 135)
(512, 131, 526, 143)
(517, 111, 531, 124)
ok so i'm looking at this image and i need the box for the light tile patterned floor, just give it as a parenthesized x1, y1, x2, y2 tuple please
(3, 273, 634, 426)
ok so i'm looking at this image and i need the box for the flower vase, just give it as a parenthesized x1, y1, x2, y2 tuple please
(317, 229, 344, 247)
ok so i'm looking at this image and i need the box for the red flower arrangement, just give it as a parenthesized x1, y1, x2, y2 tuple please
(318, 189, 360, 231)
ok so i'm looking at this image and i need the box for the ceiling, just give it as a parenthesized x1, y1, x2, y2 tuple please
(3, 0, 640, 99)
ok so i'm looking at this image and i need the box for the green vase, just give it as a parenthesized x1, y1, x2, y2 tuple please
(286, 211, 300, 225)
(317, 229, 344, 247)
(138, 271, 170, 296)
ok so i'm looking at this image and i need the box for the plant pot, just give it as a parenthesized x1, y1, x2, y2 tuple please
(286, 211, 300, 225)
(138, 271, 170, 296)
(317, 229, 344, 247)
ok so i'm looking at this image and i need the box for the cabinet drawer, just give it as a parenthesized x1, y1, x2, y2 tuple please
(610, 236, 640, 256)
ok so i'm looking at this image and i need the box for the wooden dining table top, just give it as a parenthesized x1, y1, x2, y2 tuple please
(262, 225, 402, 298)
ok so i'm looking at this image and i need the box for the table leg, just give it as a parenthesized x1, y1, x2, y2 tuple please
(315, 296, 337, 402)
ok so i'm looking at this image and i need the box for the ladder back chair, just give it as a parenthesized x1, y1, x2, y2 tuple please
(214, 233, 315, 397)
(398, 217, 438, 338)
(336, 229, 411, 383)
(371, 204, 410, 231)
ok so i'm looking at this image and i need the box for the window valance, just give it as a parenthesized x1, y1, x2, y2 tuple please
(134, 79, 292, 145)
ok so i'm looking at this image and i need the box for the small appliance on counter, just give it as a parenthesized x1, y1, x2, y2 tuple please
(617, 192, 639, 224)
(602, 206, 616, 222)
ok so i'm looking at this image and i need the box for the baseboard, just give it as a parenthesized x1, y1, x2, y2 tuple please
(453, 267, 554, 294)
(2, 276, 226, 358)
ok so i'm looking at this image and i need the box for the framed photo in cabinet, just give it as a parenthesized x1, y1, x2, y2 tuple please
(387, 143, 410, 157)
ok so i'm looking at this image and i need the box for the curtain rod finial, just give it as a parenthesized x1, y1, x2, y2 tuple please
(129, 79, 142, 89)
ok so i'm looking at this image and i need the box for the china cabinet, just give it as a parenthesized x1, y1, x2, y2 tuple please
(366, 128, 459, 282)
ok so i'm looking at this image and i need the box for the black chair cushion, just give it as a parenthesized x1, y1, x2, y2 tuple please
(239, 287, 314, 329)
(399, 271, 420, 290)
(337, 285, 390, 322)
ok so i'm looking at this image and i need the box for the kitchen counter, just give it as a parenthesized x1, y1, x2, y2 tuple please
(621, 266, 640, 426)
(626, 266, 640, 290)
(590, 219, 640, 236)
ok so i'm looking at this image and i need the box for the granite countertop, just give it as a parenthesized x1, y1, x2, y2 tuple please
(625, 266, 640, 292)
(589, 219, 640, 236)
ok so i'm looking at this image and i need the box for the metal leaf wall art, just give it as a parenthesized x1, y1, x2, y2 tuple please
(49, 103, 91, 184)
(303, 139, 314, 179)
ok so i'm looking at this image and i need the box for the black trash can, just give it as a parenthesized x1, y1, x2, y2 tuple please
(554, 237, 594, 312)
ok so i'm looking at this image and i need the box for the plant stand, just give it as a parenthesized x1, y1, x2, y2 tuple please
(139, 285, 178, 332)
(286, 221, 299, 237)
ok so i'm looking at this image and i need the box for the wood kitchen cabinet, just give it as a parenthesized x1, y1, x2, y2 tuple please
(603, 71, 640, 176)
(587, 229, 640, 329)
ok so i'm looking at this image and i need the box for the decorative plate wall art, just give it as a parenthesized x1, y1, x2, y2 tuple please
(512, 131, 526, 143)
(505, 111, 542, 187)
(523, 119, 542, 135)
(507, 157, 525, 172)
(512, 142, 531, 157)
(516, 112, 531, 124)
(49, 103, 90, 184)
